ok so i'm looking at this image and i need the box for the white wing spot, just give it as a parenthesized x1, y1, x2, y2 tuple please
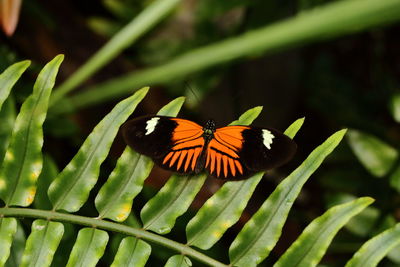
(262, 130, 275, 149)
(145, 117, 160, 135)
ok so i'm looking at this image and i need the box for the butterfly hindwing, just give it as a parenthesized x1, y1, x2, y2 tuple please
(122, 116, 204, 174)
(206, 126, 252, 179)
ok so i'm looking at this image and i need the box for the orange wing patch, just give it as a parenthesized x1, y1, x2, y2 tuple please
(205, 126, 249, 178)
(161, 119, 204, 172)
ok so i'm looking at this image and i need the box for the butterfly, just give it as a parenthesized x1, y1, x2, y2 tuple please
(122, 116, 296, 179)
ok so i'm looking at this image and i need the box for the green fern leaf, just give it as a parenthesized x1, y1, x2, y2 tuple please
(5, 221, 25, 267)
(229, 129, 347, 266)
(95, 97, 185, 221)
(345, 223, 400, 267)
(66, 228, 108, 267)
(48, 87, 149, 212)
(0, 55, 63, 206)
(0, 98, 16, 178)
(165, 255, 192, 267)
(0, 60, 30, 110)
(0, 218, 17, 266)
(111, 237, 151, 267)
(20, 220, 63, 267)
(274, 197, 373, 267)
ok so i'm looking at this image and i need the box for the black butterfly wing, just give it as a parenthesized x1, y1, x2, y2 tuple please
(122, 115, 205, 174)
(205, 126, 296, 179)
(239, 127, 296, 171)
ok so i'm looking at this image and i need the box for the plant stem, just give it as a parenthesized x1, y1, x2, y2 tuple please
(0, 207, 228, 267)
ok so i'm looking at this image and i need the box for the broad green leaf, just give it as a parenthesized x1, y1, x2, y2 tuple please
(111, 237, 151, 267)
(389, 164, 400, 193)
(0, 97, 16, 166)
(140, 106, 263, 234)
(141, 174, 207, 234)
(48, 87, 149, 212)
(284, 117, 305, 138)
(229, 129, 347, 266)
(95, 97, 185, 221)
(34, 156, 59, 210)
(0, 60, 30, 110)
(165, 255, 192, 267)
(66, 228, 109, 267)
(0, 218, 17, 266)
(186, 117, 303, 250)
(5, 220, 25, 267)
(274, 197, 373, 267)
(0, 55, 63, 206)
(186, 174, 262, 249)
(20, 220, 63, 267)
(346, 223, 400, 267)
(347, 129, 398, 177)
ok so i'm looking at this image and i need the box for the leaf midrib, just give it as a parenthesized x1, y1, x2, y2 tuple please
(143, 176, 191, 229)
(127, 238, 139, 266)
(29, 220, 50, 266)
(7, 71, 50, 205)
(78, 228, 96, 267)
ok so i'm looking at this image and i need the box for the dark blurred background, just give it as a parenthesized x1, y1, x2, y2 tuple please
(1, 0, 400, 266)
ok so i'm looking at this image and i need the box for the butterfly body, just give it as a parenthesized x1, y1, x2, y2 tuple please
(122, 115, 296, 179)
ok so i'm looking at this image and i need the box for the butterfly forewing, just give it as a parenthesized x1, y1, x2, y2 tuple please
(239, 127, 296, 172)
(122, 116, 204, 174)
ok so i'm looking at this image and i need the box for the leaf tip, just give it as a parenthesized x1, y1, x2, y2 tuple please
(138, 86, 150, 95)
(53, 54, 65, 64)
(176, 96, 186, 102)
(334, 128, 348, 140)
(253, 106, 263, 114)
(358, 196, 375, 206)
(19, 60, 31, 68)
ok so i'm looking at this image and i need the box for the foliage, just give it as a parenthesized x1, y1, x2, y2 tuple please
(1, 0, 399, 265)
(0, 56, 399, 267)
(47, 0, 400, 113)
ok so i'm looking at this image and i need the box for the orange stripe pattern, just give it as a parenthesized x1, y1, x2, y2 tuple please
(162, 119, 204, 172)
(205, 126, 249, 178)
(160, 120, 249, 178)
